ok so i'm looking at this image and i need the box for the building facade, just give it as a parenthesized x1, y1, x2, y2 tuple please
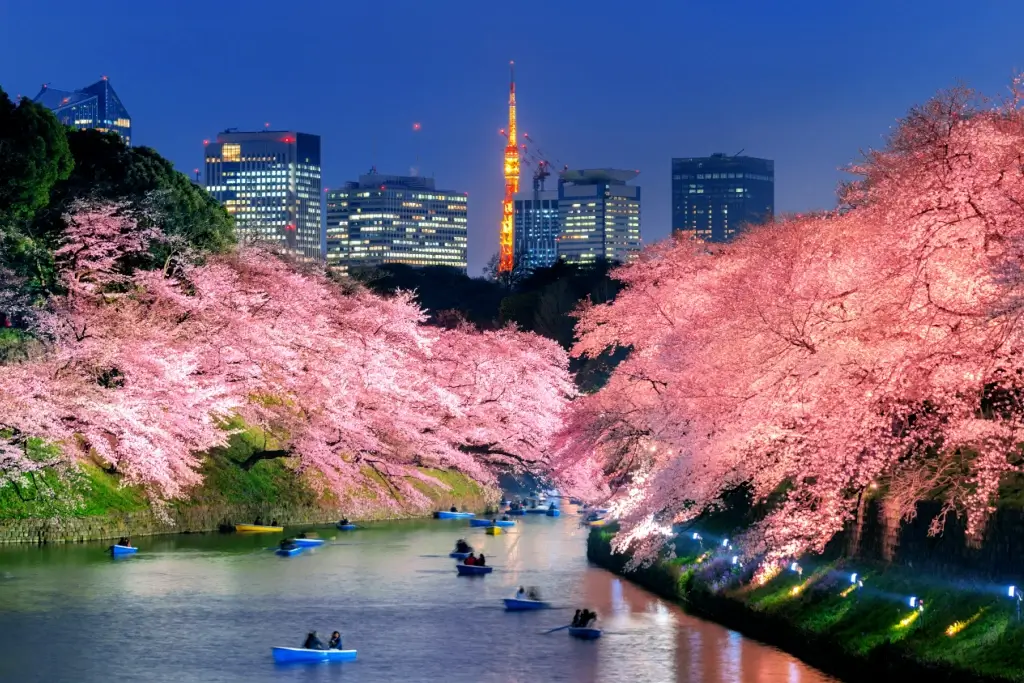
(671, 154, 774, 242)
(32, 77, 131, 145)
(556, 169, 641, 266)
(326, 171, 468, 273)
(513, 189, 560, 271)
(204, 130, 322, 260)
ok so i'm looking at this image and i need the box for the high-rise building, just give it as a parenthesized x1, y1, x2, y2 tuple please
(325, 170, 468, 273)
(204, 130, 322, 260)
(671, 154, 774, 242)
(32, 77, 131, 145)
(556, 169, 641, 266)
(513, 188, 559, 271)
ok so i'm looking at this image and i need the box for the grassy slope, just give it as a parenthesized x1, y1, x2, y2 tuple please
(0, 425, 490, 520)
(588, 527, 1024, 683)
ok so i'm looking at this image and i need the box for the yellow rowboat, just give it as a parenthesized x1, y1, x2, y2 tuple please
(235, 524, 284, 533)
(485, 526, 502, 535)
(588, 519, 607, 528)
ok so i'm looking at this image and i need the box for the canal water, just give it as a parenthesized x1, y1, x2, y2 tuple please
(0, 510, 834, 682)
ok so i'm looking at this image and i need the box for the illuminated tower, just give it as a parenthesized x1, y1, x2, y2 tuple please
(499, 61, 520, 273)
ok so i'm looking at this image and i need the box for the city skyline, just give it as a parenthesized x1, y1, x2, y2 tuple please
(4, 1, 1023, 275)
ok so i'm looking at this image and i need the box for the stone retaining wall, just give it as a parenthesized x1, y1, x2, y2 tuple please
(0, 487, 497, 545)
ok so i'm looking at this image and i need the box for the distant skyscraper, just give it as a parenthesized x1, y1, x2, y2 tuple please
(32, 77, 131, 145)
(556, 169, 641, 266)
(671, 154, 774, 242)
(204, 130, 322, 260)
(513, 188, 559, 271)
(325, 170, 468, 273)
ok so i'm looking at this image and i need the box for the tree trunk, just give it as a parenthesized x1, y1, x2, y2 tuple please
(239, 449, 291, 471)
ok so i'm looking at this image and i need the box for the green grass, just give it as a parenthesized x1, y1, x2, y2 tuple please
(589, 528, 1024, 682)
(0, 461, 147, 519)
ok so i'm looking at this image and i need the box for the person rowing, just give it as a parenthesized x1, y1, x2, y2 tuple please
(455, 539, 471, 554)
(501, 514, 511, 521)
(328, 631, 343, 650)
(450, 505, 458, 512)
(279, 538, 297, 550)
(515, 586, 527, 599)
(302, 631, 326, 650)
(477, 553, 486, 567)
(464, 552, 477, 565)
(339, 517, 350, 526)
(526, 586, 540, 600)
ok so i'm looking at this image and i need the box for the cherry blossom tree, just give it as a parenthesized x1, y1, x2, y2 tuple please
(0, 205, 573, 508)
(552, 82, 1024, 564)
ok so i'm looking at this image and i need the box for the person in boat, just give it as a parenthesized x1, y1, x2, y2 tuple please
(516, 586, 527, 599)
(279, 538, 297, 550)
(339, 518, 350, 526)
(580, 609, 597, 627)
(549, 503, 556, 510)
(463, 553, 477, 566)
(271, 518, 278, 526)
(455, 539, 471, 553)
(328, 631, 343, 649)
(571, 609, 582, 627)
(302, 631, 326, 650)
(501, 514, 511, 521)
(450, 505, 458, 513)
(477, 553, 486, 567)
(526, 586, 540, 600)
(254, 516, 263, 526)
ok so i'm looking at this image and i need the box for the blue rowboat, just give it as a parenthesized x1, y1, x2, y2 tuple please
(569, 497, 582, 505)
(568, 627, 602, 640)
(456, 564, 493, 576)
(525, 508, 547, 514)
(469, 518, 493, 527)
(337, 523, 357, 530)
(271, 647, 357, 663)
(494, 519, 515, 528)
(275, 546, 303, 557)
(546, 509, 561, 517)
(292, 538, 325, 547)
(110, 545, 137, 557)
(506, 509, 526, 516)
(503, 598, 550, 611)
(435, 511, 475, 519)
(449, 551, 471, 559)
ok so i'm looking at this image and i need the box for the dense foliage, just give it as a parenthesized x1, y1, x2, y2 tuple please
(0, 207, 573, 509)
(553, 83, 1024, 567)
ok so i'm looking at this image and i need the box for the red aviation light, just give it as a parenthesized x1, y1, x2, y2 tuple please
(203, 139, 210, 146)
(285, 224, 296, 231)
(282, 136, 294, 143)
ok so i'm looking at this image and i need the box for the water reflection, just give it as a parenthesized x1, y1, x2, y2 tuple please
(0, 513, 835, 682)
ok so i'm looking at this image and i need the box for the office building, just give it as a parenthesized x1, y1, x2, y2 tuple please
(326, 170, 468, 273)
(671, 154, 774, 242)
(204, 130, 322, 260)
(513, 188, 560, 271)
(556, 169, 641, 265)
(32, 77, 131, 145)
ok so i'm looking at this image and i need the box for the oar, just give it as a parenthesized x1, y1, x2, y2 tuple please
(541, 624, 572, 634)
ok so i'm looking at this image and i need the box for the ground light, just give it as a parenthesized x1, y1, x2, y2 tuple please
(1010, 585, 1022, 621)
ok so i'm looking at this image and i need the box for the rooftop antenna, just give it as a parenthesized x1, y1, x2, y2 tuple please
(412, 122, 422, 177)
(733, 148, 745, 157)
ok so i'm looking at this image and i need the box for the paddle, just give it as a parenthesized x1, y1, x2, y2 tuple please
(541, 624, 572, 634)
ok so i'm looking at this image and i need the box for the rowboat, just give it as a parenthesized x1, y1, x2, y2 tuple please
(456, 564, 493, 576)
(236, 524, 284, 533)
(525, 508, 547, 514)
(485, 526, 502, 535)
(469, 518, 493, 527)
(271, 647, 357, 663)
(503, 598, 550, 611)
(110, 545, 137, 557)
(494, 519, 515, 528)
(506, 509, 526, 516)
(546, 509, 561, 517)
(569, 497, 582, 505)
(336, 523, 357, 530)
(292, 538, 325, 547)
(275, 546, 303, 557)
(568, 627, 602, 640)
(434, 511, 475, 519)
(588, 519, 608, 528)
(449, 551, 471, 559)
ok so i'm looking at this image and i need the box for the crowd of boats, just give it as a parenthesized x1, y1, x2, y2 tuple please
(105, 489, 612, 663)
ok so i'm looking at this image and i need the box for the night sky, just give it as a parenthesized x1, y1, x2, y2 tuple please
(3, 0, 1023, 275)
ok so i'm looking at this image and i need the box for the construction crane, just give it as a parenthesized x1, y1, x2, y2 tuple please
(498, 61, 520, 274)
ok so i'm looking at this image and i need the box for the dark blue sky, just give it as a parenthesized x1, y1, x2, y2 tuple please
(3, 0, 1022, 275)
